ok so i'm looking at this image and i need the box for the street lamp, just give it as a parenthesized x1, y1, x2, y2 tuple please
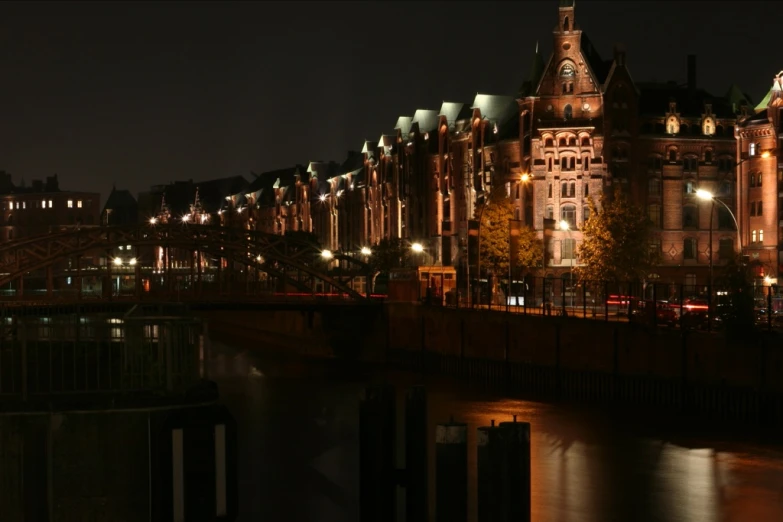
(411, 242, 424, 254)
(113, 257, 123, 266)
(696, 188, 741, 288)
(360, 246, 372, 256)
(321, 249, 333, 260)
(149, 217, 158, 225)
(559, 220, 574, 311)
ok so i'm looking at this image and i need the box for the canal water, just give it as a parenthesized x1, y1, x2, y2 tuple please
(211, 341, 783, 522)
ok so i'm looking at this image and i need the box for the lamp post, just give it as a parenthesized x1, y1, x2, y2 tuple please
(559, 220, 574, 312)
(696, 188, 742, 289)
(474, 196, 490, 308)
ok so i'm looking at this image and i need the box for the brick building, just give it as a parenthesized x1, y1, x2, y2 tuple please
(210, 0, 778, 289)
(736, 72, 783, 283)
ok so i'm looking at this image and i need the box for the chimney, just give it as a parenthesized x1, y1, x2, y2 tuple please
(613, 44, 626, 66)
(687, 55, 696, 92)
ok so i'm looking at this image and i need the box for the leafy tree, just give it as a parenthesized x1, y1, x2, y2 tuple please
(716, 255, 755, 337)
(516, 225, 544, 274)
(477, 186, 544, 276)
(369, 237, 409, 273)
(576, 187, 659, 284)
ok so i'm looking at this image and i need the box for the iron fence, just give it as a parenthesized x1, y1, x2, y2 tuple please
(436, 277, 783, 331)
(0, 303, 203, 400)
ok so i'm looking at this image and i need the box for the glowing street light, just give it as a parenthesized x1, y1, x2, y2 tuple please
(113, 257, 123, 266)
(321, 250, 333, 260)
(695, 188, 714, 201)
(559, 220, 570, 231)
(319, 194, 327, 202)
(411, 242, 424, 253)
(149, 217, 158, 225)
(129, 258, 137, 266)
(520, 173, 530, 183)
(360, 247, 372, 256)
(181, 214, 191, 223)
(761, 151, 771, 159)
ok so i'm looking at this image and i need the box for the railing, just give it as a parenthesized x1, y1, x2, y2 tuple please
(0, 304, 204, 401)
(434, 277, 783, 332)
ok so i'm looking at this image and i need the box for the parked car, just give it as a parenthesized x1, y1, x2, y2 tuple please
(681, 298, 710, 329)
(631, 299, 678, 327)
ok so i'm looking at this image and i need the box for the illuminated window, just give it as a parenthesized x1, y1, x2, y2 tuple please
(21, 202, 25, 209)
(758, 173, 763, 187)
(14, 202, 19, 209)
(77, 200, 83, 208)
(560, 204, 576, 228)
(562, 238, 576, 260)
(67, 200, 73, 208)
(48, 200, 53, 208)
(750, 143, 757, 156)
(683, 238, 697, 260)
(759, 229, 764, 242)
(41, 199, 46, 208)
(752, 230, 757, 243)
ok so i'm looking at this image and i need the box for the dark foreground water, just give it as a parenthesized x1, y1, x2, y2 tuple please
(211, 341, 783, 522)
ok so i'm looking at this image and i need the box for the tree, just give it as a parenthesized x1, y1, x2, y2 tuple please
(716, 255, 755, 337)
(577, 187, 659, 283)
(477, 185, 544, 276)
(369, 237, 409, 273)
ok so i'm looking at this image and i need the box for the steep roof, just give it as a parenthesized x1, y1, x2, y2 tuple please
(580, 33, 612, 85)
(636, 83, 736, 118)
(411, 109, 439, 133)
(103, 188, 138, 224)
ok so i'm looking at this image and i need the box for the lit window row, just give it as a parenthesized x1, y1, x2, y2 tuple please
(2, 199, 85, 210)
(66, 200, 83, 208)
(751, 229, 764, 243)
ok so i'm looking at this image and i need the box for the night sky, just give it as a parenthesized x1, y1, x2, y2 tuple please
(0, 1, 777, 204)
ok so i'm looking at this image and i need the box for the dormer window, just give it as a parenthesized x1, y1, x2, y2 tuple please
(703, 117, 715, 136)
(666, 116, 680, 135)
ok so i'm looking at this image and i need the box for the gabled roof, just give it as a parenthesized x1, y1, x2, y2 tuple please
(411, 109, 439, 133)
(394, 117, 413, 135)
(471, 94, 517, 126)
(580, 33, 612, 86)
(439, 102, 472, 128)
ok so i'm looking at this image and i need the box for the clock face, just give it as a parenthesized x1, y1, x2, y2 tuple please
(560, 63, 575, 78)
(582, 103, 591, 111)
(547, 104, 554, 112)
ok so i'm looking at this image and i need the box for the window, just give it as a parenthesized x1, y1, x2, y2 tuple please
(649, 156, 663, 171)
(648, 204, 661, 227)
(683, 238, 697, 260)
(758, 200, 763, 215)
(752, 230, 757, 243)
(561, 182, 568, 198)
(583, 206, 590, 222)
(564, 104, 573, 120)
(21, 202, 25, 209)
(561, 204, 576, 229)
(751, 202, 756, 216)
(67, 200, 73, 208)
(48, 200, 53, 208)
(649, 238, 662, 256)
(77, 200, 83, 208)
(717, 206, 733, 229)
(562, 238, 576, 260)
(581, 137, 590, 146)
(584, 183, 589, 197)
(582, 156, 589, 171)
(648, 178, 661, 196)
(684, 180, 696, 195)
(718, 238, 734, 260)
(668, 150, 677, 162)
(546, 205, 554, 219)
(545, 138, 554, 147)
(548, 183, 553, 198)
(757, 172, 763, 187)
(750, 173, 756, 187)
(750, 143, 757, 156)
(704, 150, 713, 163)
(760, 229, 764, 242)
(684, 157, 698, 172)
(41, 199, 46, 208)
(683, 206, 698, 228)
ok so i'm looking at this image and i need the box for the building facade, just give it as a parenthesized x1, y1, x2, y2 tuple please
(144, 0, 778, 288)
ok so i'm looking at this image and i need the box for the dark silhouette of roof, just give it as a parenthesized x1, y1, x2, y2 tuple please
(636, 82, 736, 118)
(103, 187, 138, 225)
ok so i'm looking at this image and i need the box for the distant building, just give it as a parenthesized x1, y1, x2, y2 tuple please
(0, 172, 100, 241)
(102, 186, 139, 226)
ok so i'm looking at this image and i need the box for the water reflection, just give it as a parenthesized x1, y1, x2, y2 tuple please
(210, 342, 783, 522)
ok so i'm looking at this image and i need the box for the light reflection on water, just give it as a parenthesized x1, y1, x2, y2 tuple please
(211, 343, 783, 522)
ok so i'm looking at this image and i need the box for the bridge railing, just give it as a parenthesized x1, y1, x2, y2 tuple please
(0, 304, 204, 401)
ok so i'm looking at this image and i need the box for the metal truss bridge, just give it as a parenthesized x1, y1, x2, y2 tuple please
(0, 224, 379, 303)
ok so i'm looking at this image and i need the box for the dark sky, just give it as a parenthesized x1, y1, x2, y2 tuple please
(0, 1, 777, 205)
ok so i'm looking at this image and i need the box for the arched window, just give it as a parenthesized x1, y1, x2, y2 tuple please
(564, 104, 573, 120)
(668, 150, 677, 162)
(704, 150, 713, 163)
(581, 137, 590, 146)
(561, 181, 568, 198)
(583, 183, 589, 197)
(569, 137, 577, 146)
(758, 172, 763, 187)
(750, 173, 756, 187)
(561, 204, 576, 228)
(559, 138, 567, 147)
(548, 183, 552, 198)
(582, 156, 589, 171)
(545, 138, 554, 147)
(563, 16, 570, 31)
(752, 230, 757, 243)
(583, 206, 591, 222)
(718, 238, 734, 259)
(569, 181, 576, 197)
(683, 238, 697, 260)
